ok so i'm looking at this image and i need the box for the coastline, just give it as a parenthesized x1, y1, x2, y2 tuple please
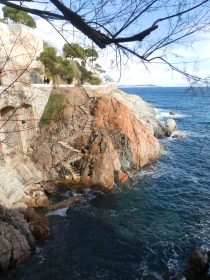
(0, 84, 184, 272)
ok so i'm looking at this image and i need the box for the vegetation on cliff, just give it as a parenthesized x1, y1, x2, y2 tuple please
(2, 6, 36, 28)
(38, 45, 102, 85)
(63, 43, 85, 59)
(41, 93, 65, 125)
(2, 1, 210, 85)
(63, 43, 98, 61)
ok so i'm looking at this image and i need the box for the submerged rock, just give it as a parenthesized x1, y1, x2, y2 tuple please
(24, 208, 49, 242)
(47, 196, 81, 212)
(154, 125, 167, 139)
(169, 111, 175, 115)
(184, 250, 209, 280)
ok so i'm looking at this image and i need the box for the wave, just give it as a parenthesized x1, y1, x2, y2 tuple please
(46, 207, 68, 217)
(35, 247, 45, 264)
(185, 131, 210, 139)
(154, 108, 189, 120)
(131, 166, 164, 184)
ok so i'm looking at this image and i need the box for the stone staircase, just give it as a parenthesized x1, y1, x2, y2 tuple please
(83, 116, 93, 132)
(58, 141, 81, 153)
(85, 87, 95, 98)
(79, 105, 89, 115)
(61, 161, 81, 182)
(68, 152, 84, 163)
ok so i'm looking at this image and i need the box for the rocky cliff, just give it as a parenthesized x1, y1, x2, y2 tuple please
(0, 163, 49, 270)
(31, 85, 162, 191)
(0, 85, 163, 271)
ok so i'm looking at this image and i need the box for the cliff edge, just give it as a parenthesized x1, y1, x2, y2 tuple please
(0, 85, 162, 271)
(31, 85, 162, 191)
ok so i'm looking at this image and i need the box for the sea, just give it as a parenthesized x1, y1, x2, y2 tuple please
(2, 87, 210, 280)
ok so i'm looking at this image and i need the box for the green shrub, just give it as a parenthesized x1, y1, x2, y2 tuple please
(41, 94, 64, 124)
(89, 76, 101, 85)
(2, 6, 36, 28)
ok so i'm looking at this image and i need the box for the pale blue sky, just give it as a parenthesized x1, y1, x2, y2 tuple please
(0, 2, 210, 86)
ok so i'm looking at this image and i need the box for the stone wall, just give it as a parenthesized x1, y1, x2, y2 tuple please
(0, 85, 51, 163)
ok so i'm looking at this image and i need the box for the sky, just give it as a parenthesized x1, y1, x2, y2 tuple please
(33, 18, 210, 86)
(1, 2, 210, 86)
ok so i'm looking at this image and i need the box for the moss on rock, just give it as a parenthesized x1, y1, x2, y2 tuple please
(41, 94, 65, 124)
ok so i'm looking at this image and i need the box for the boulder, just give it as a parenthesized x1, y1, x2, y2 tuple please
(24, 208, 49, 242)
(0, 168, 27, 205)
(24, 184, 50, 207)
(117, 170, 128, 184)
(169, 111, 175, 115)
(165, 118, 177, 136)
(0, 222, 31, 270)
(154, 126, 167, 139)
(92, 97, 162, 169)
(171, 130, 186, 139)
(47, 196, 81, 212)
(184, 250, 209, 280)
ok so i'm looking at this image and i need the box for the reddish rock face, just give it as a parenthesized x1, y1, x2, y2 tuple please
(92, 97, 161, 170)
(32, 87, 162, 191)
(118, 171, 128, 184)
(77, 96, 162, 191)
(24, 208, 49, 242)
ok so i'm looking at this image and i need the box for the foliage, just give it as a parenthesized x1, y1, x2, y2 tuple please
(56, 56, 74, 84)
(38, 47, 74, 84)
(63, 44, 98, 65)
(38, 46, 57, 77)
(75, 63, 90, 83)
(2, 6, 36, 28)
(38, 44, 101, 85)
(95, 63, 101, 69)
(41, 94, 64, 124)
(95, 63, 106, 73)
(89, 76, 102, 85)
(63, 43, 84, 59)
(3, 0, 210, 83)
(103, 74, 114, 82)
(84, 48, 98, 59)
(76, 62, 101, 84)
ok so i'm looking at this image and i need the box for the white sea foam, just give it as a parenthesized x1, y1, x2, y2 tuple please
(35, 246, 45, 264)
(167, 257, 179, 273)
(155, 108, 189, 120)
(46, 207, 68, 217)
(187, 131, 210, 139)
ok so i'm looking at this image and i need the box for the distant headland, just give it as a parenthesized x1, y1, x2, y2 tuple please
(118, 84, 160, 88)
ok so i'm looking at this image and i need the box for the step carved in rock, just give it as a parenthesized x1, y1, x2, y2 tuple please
(68, 153, 84, 163)
(79, 105, 89, 115)
(83, 116, 93, 132)
(61, 161, 81, 182)
(58, 141, 81, 153)
(85, 88, 95, 98)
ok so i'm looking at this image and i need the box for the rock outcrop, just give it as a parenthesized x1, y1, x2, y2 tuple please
(0, 85, 163, 270)
(164, 118, 177, 136)
(0, 163, 49, 270)
(31, 85, 162, 191)
(184, 250, 209, 280)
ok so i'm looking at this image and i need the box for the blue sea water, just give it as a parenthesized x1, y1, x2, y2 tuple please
(2, 87, 210, 280)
